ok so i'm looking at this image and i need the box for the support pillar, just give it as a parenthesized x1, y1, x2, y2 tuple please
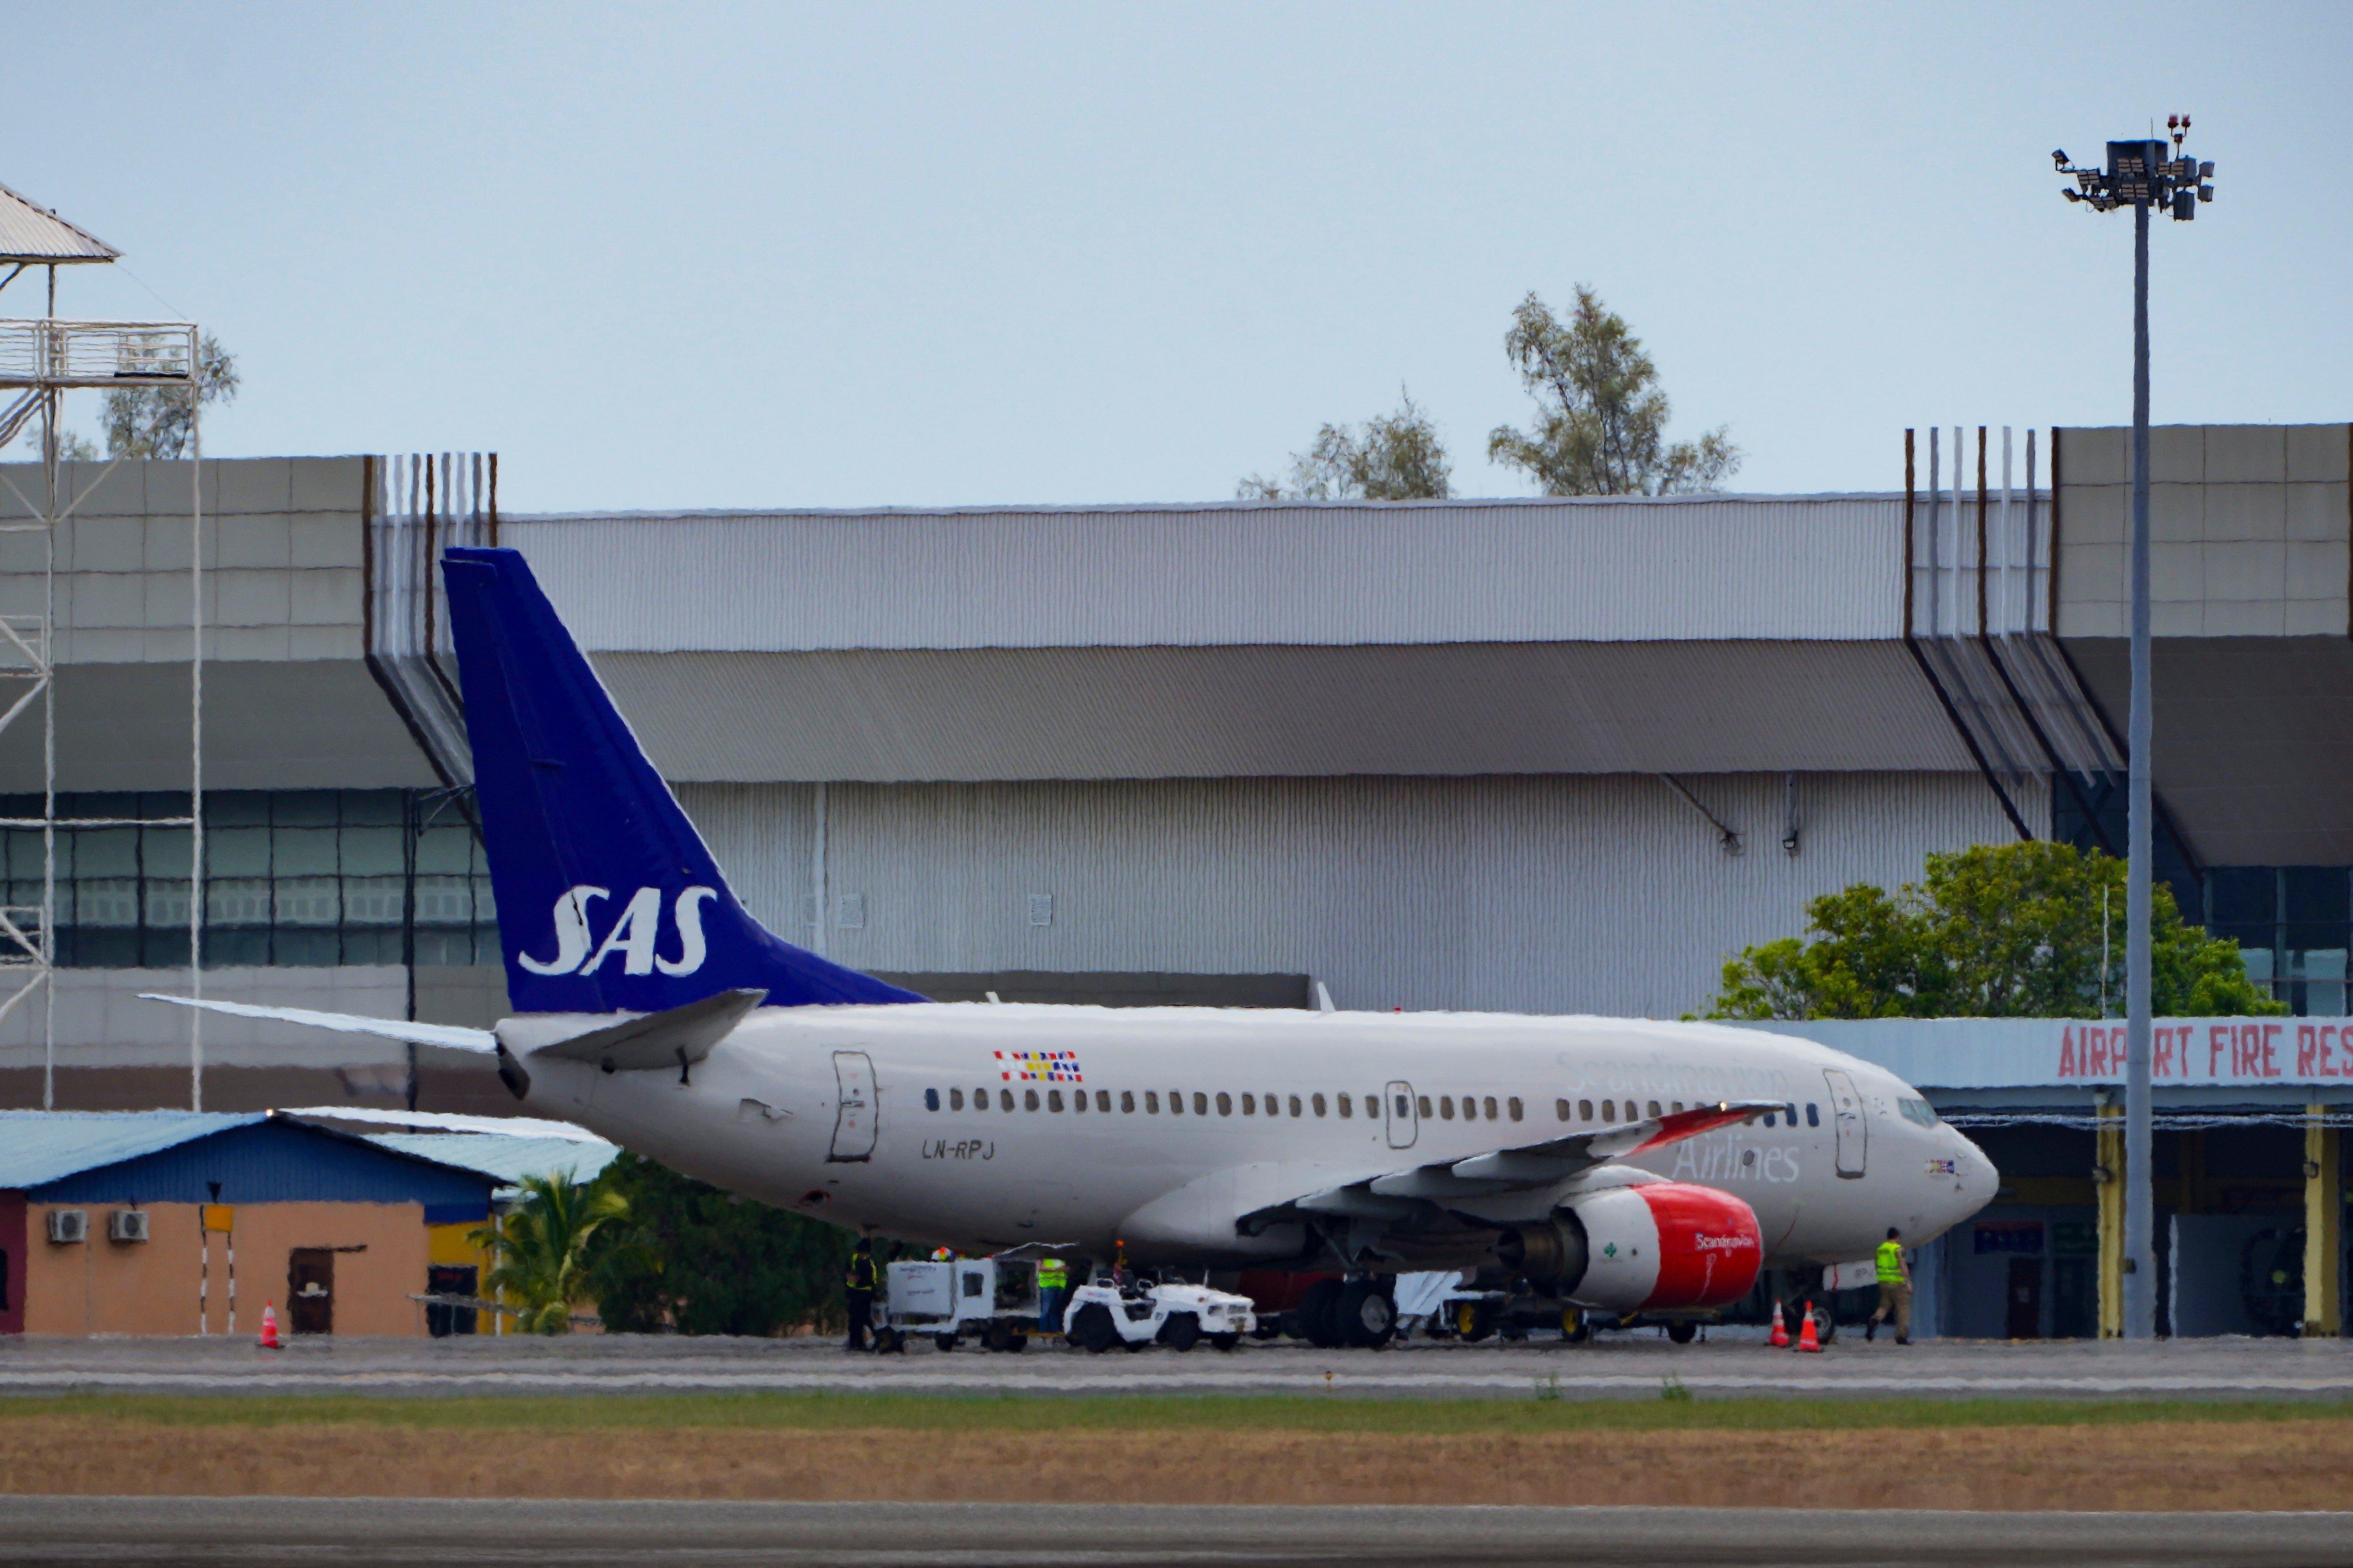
(2097, 1099, 2125, 1338)
(2305, 1105, 2341, 1338)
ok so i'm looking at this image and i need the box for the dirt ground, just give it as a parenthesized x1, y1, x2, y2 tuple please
(2, 1417, 2348, 1511)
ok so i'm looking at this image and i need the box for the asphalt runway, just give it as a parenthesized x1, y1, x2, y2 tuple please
(1, 1497, 2348, 1568)
(5, 1331, 2353, 1400)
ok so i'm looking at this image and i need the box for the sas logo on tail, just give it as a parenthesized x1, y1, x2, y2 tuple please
(520, 885, 718, 977)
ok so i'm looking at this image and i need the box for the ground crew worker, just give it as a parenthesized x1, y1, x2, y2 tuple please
(1866, 1226, 1911, 1344)
(1036, 1254, 1069, 1334)
(843, 1237, 878, 1352)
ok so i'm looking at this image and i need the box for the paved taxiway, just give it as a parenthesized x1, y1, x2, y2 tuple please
(2, 1497, 2348, 1567)
(6, 1331, 2353, 1400)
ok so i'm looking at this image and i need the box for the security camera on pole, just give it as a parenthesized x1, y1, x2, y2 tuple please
(2052, 119, 2215, 1341)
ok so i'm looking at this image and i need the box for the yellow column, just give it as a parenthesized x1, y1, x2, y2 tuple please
(2305, 1105, 2341, 1338)
(2097, 1100, 2125, 1339)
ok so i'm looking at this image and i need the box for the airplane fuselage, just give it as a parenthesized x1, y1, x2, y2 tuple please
(502, 1003, 1995, 1273)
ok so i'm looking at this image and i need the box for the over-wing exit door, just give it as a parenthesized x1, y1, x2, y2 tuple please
(829, 1051, 878, 1162)
(1384, 1081, 1418, 1150)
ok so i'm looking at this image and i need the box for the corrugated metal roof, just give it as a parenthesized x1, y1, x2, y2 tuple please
(0, 1110, 262, 1189)
(366, 1134, 622, 1190)
(505, 494, 1907, 654)
(0, 182, 119, 263)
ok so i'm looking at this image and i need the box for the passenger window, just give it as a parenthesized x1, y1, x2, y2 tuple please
(1194, 1092, 1209, 1115)
(1241, 1093, 1256, 1115)
(1625, 1101, 1639, 1121)
(1025, 1089, 1041, 1112)
(1555, 1098, 1570, 1122)
(1216, 1092, 1232, 1116)
(1508, 1097, 1523, 1122)
(950, 1088, 965, 1111)
(1484, 1096, 1498, 1120)
(1415, 1095, 1432, 1119)
(1601, 1101, 1615, 1123)
(1096, 1090, 1111, 1112)
(1438, 1096, 1454, 1121)
(1336, 1094, 1352, 1119)
(1311, 1094, 1326, 1117)
(925, 1088, 940, 1111)
(1578, 1100, 1593, 1121)
(1121, 1090, 1135, 1113)
(1072, 1090, 1086, 1113)
(1806, 1103, 1820, 1126)
(1671, 1101, 1683, 1114)
(1000, 1088, 1015, 1111)
(1169, 1091, 1183, 1115)
(1400, 1094, 1416, 1119)
(1145, 1091, 1159, 1113)
(1647, 1101, 1661, 1119)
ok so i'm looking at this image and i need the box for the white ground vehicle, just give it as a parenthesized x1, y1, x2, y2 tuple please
(873, 1257, 1041, 1353)
(1063, 1276, 1257, 1353)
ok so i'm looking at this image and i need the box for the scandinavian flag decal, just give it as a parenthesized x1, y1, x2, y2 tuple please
(998, 1049, 1083, 1084)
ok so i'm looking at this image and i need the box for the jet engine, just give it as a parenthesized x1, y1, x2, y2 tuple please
(1497, 1182, 1762, 1314)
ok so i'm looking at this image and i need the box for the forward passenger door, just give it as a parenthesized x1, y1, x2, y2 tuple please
(1822, 1068, 1866, 1178)
(829, 1051, 878, 1162)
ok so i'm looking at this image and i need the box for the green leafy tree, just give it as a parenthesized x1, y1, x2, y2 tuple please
(1487, 288, 1737, 496)
(467, 1172, 629, 1335)
(1707, 841, 2281, 1021)
(16, 333, 237, 461)
(584, 1151, 857, 1336)
(1239, 388, 1450, 500)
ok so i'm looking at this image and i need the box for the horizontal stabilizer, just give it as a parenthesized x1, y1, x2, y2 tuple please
(526, 988, 764, 1073)
(139, 994, 497, 1054)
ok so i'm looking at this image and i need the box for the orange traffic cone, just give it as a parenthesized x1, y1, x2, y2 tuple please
(1768, 1300, 1789, 1348)
(259, 1301, 281, 1349)
(1794, 1305, 1822, 1353)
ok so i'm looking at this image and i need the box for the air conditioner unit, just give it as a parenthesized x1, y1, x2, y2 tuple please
(108, 1209, 150, 1243)
(46, 1209, 87, 1244)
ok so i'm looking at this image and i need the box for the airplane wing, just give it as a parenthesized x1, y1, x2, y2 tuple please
(139, 994, 498, 1053)
(1286, 1099, 1785, 1215)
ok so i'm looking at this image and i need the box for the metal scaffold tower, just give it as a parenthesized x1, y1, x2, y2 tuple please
(0, 183, 208, 1110)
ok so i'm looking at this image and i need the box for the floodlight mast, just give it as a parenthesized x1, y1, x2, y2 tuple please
(2054, 116, 2214, 1342)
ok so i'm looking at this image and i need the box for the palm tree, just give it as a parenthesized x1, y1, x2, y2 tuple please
(469, 1174, 630, 1335)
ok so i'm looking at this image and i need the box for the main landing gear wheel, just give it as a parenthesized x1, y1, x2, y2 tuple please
(1158, 1312, 1201, 1352)
(1457, 1301, 1496, 1343)
(1666, 1320, 1697, 1345)
(1337, 1280, 1395, 1348)
(1298, 1279, 1345, 1348)
(1069, 1304, 1118, 1354)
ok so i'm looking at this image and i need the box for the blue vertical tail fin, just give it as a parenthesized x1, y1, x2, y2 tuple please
(440, 546, 923, 1014)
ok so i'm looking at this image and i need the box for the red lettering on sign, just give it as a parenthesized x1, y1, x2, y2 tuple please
(2300, 1026, 2317, 1077)
(2154, 1027, 2175, 1078)
(2210, 1026, 2228, 1077)
(2324, 1027, 2341, 1079)
(2057, 1026, 2076, 1078)
(2263, 1024, 2283, 1078)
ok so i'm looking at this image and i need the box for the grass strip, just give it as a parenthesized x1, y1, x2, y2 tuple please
(2, 1391, 2349, 1436)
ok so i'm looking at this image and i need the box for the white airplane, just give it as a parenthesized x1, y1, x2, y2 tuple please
(154, 547, 1996, 1344)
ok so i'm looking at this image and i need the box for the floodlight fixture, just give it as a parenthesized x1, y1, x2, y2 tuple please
(2048, 113, 2217, 1347)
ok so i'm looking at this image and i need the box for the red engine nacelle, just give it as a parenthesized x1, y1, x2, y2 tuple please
(1504, 1182, 1763, 1314)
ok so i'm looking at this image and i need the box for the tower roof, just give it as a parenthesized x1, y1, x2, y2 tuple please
(0, 181, 118, 265)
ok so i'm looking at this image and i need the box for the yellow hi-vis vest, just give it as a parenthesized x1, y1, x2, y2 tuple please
(1036, 1258, 1068, 1288)
(1876, 1240, 1906, 1284)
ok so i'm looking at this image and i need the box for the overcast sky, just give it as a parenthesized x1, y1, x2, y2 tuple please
(8, 2, 2346, 511)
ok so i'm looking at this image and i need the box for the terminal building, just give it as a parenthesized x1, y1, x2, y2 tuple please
(0, 421, 2345, 1338)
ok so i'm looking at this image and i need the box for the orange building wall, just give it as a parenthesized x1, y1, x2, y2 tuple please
(21, 1200, 433, 1337)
